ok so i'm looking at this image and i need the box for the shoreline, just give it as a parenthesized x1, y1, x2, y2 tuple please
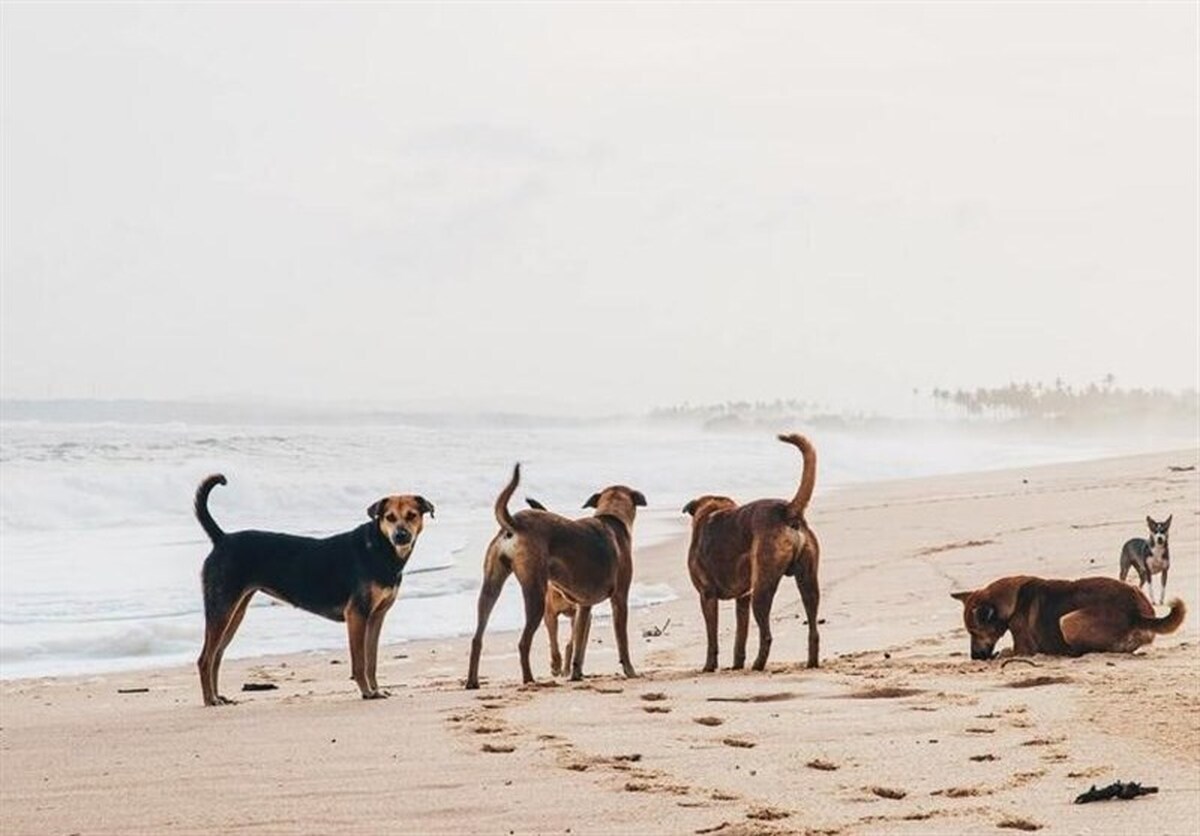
(4, 447, 1196, 687)
(2, 448, 1197, 834)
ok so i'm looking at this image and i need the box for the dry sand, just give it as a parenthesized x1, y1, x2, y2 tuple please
(2, 449, 1197, 835)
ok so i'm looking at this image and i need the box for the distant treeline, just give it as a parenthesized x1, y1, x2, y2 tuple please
(929, 379, 1198, 425)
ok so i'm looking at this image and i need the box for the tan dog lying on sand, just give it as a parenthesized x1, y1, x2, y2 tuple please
(466, 465, 645, 689)
(951, 576, 1185, 660)
(682, 434, 820, 672)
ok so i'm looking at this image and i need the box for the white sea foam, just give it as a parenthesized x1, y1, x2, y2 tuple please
(0, 417, 1166, 679)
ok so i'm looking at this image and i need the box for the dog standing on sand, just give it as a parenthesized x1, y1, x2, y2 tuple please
(1119, 515, 1172, 604)
(194, 474, 434, 706)
(682, 434, 820, 672)
(466, 465, 646, 689)
(950, 575, 1184, 660)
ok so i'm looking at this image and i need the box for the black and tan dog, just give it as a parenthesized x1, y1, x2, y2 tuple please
(194, 474, 434, 706)
(951, 575, 1185, 660)
(465, 466, 645, 689)
(682, 434, 819, 672)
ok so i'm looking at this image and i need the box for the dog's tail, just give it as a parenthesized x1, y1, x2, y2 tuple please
(494, 464, 521, 533)
(1139, 598, 1186, 635)
(778, 433, 817, 520)
(194, 474, 227, 544)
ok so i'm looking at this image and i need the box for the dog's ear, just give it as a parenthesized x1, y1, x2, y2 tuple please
(583, 492, 601, 509)
(950, 590, 973, 602)
(1147, 515, 1156, 529)
(1164, 515, 1172, 530)
(682, 499, 698, 516)
(975, 603, 997, 624)
(631, 490, 647, 508)
(367, 499, 387, 519)
(526, 497, 547, 511)
(415, 496, 435, 518)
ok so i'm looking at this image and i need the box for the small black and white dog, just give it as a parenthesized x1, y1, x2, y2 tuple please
(1119, 515, 1172, 604)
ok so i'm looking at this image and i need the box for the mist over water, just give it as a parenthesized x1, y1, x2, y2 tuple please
(2, 403, 1190, 680)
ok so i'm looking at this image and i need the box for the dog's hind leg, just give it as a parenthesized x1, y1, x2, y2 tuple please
(700, 593, 720, 672)
(732, 595, 750, 670)
(198, 586, 249, 707)
(516, 575, 547, 685)
(568, 605, 593, 681)
(1060, 607, 1147, 654)
(750, 573, 783, 671)
(466, 546, 513, 689)
(208, 590, 254, 704)
(795, 554, 821, 669)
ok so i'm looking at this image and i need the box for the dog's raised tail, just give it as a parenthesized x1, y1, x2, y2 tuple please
(194, 474, 227, 543)
(778, 433, 817, 519)
(1141, 598, 1186, 635)
(494, 464, 521, 533)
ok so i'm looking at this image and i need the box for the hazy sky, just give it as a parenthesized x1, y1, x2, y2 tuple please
(2, 3, 1196, 413)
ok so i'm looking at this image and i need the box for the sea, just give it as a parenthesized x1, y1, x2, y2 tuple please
(0, 411, 1181, 679)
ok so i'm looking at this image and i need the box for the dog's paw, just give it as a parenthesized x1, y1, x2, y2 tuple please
(362, 690, 390, 700)
(213, 695, 238, 706)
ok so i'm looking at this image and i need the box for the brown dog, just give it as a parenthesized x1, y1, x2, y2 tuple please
(682, 434, 820, 672)
(466, 465, 645, 689)
(951, 576, 1185, 660)
(194, 475, 433, 705)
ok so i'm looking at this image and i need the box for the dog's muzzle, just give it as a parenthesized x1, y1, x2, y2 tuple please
(1154, 534, 1166, 546)
(392, 528, 413, 546)
(970, 645, 997, 661)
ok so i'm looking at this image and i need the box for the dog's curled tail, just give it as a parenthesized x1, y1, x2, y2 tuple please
(1141, 598, 1186, 635)
(778, 433, 817, 519)
(195, 474, 227, 543)
(494, 464, 521, 533)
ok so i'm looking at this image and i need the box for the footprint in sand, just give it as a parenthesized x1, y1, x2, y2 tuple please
(644, 705, 672, 714)
(694, 716, 725, 727)
(866, 786, 907, 800)
(481, 743, 516, 753)
(997, 816, 1043, 831)
(721, 737, 756, 749)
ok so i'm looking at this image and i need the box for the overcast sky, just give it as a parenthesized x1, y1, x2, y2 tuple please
(2, 3, 1196, 414)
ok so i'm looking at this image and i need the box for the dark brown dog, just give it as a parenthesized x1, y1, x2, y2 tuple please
(466, 465, 645, 689)
(194, 474, 433, 706)
(950, 575, 1185, 660)
(682, 434, 820, 672)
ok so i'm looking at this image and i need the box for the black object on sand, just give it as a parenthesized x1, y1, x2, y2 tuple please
(241, 682, 279, 692)
(1074, 781, 1159, 804)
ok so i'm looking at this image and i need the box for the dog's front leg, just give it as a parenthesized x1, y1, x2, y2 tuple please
(1159, 567, 1168, 605)
(545, 606, 563, 677)
(700, 594, 720, 672)
(517, 579, 546, 685)
(568, 605, 593, 681)
(364, 597, 395, 698)
(750, 571, 782, 671)
(345, 605, 376, 698)
(611, 594, 637, 679)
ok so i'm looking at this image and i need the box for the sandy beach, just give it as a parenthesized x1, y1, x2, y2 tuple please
(2, 449, 1197, 835)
